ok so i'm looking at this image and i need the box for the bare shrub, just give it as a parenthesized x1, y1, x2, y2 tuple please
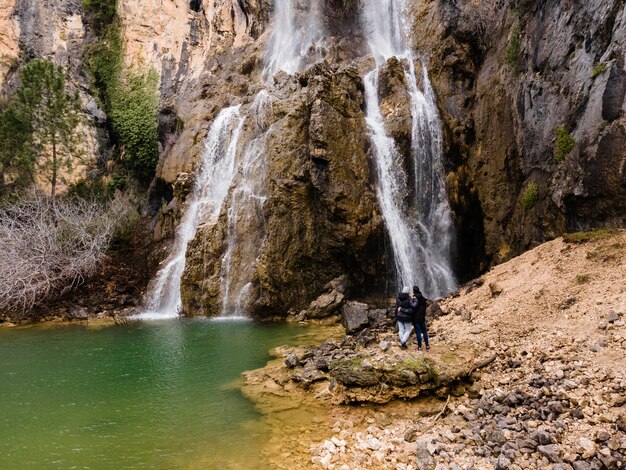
(0, 190, 130, 314)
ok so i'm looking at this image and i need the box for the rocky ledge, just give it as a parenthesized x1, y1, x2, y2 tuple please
(242, 230, 626, 469)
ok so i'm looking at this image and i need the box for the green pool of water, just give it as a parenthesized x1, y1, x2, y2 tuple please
(0, 318, 308, 469)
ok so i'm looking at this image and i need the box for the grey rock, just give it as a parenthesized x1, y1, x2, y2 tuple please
(595, 429, 610, 442)
(307, 290, 345, 319)
(616, 414, 626, 433)
(341, 301, 369, 334)
(597, 448, 619, 470)
(602, 60, 626, 122)
(607, 311, 620, 323)
(378, 340, 391, 351)
(537, 430, 553, 446)
(324, 275, 349, 294)
(368, 308, 387, 325)
(68, 306, 89, 320)
(517, 437, 538, 452)
(404, 428, 418, 442)
(572, 461, 591, 470)
(290, 367, 327, 387)
(538, 444, 562, 463)
(284, 353, 298, 369)
(552, 465, 573, 470)
(415, 440, 435, 470)
(426, 301, 444, 318)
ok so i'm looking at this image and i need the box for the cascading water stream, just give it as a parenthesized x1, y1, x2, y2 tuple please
(134, 107, 244, 320)
(220, 91, 273, 316)
(136, 0, 323, 320)
(361, 0, 457, 298)
(263, 0, 325, 79)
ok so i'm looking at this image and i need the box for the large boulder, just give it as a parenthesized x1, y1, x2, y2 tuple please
(307, 290, 345, 319)
(341, 301, 369, 334)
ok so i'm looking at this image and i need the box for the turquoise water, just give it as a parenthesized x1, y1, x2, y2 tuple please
(0, 319, 307, 469)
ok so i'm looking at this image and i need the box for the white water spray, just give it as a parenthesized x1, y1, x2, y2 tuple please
(263, 0, 325, 79)
(361, 0, 456, 297)
(135, 106, 245, 320)
(220, 91, 273, 316)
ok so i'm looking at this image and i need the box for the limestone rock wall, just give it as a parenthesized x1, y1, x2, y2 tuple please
(0, 0, 19, 88)
(410, 0, 626, 268)
(180, 64, 387, 317)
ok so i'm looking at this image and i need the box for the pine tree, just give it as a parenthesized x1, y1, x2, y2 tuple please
(10, 59, 85, 198)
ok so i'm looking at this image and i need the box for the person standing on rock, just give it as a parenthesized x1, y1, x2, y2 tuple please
(411, 285, 430, 351)
(395, 286, 414, 349)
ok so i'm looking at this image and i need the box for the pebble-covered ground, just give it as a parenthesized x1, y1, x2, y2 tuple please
(250, 231, 626, 469)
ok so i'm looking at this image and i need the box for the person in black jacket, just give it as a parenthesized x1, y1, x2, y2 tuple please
(395, 286, 414, 349)
(412, 285, 430, 351)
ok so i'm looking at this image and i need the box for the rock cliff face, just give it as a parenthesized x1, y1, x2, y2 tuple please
(2, 0, 625, 318)
(135, 0, 626, 316)
(409, 0, 626, 267)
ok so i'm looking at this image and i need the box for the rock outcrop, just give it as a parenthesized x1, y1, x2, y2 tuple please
(180, 63, 387, 317)
(409, 0, 626, 272)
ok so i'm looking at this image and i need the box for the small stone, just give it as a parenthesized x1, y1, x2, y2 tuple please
(537, 430, 553, 446)
(495, 455, 511, 469)
(597, 322, 609, 330)
(616, 414, 626, 433)
(578, 437, 596, 459)
(555, 370, 565, 380)
(284, 353, 299, 369)
(591, 343, 603, 352)
(597, 448, 619, 469)
(404, 428, 418, 442)
(322, 440, 337, 454)
(615, 320, 625, 327)
(331, 437, 346, 447)
(572, 461, 591, 470)
(415, 440, 435, 470)
(379, 340, 390, 351)
(607, 311, 619, 323)
(595, 429, 611, 442)
(552, 464, 573, 470)
(537, 444, 561, 463)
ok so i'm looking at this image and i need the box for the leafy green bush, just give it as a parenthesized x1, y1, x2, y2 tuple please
(85, 20, 159, 184)
(110, 70, 159, 182)
(555, 127, 576, 162)
(83, 0, 116, 35)
(521, 181, 538, 210)
(591, 63, 607, 79)
(505, 26, 521, 70)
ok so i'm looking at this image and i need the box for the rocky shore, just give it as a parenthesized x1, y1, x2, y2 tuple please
(243, 230, 626, 469)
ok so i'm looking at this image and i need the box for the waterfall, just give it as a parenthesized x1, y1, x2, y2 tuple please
(361, 0, 457, 297)
(220, 91, 273, 316)
(134, 106, 244, 320)
(263, 0, 325, 79)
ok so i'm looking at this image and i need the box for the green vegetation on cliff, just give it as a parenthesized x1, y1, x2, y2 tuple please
(521, 181, 538, 210)
(554, 126, 576, 162)
(83, 0, 116, 35)
(591, 63, 607, 79)
(505, 26, 521, 71)
(84, 3, 159, 184)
